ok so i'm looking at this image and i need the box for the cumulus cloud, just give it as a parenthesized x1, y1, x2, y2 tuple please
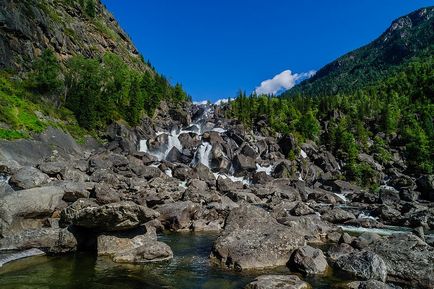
(193, 100, 209, 105)
(214, 98, 229, 105)
(255, 69, 316, 95)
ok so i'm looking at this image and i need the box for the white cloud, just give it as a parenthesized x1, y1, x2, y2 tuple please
(214, 98, 229, 105)
(255, 69, 316, 95)
(193, 100, 209, 105)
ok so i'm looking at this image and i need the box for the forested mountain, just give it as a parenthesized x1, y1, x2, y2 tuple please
(227, 7, 434, 184)
(283, 6, 434, 98)
(0, 0, 189, 140)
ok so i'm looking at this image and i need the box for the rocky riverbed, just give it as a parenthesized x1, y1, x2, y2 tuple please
(0, 103, 433, 289)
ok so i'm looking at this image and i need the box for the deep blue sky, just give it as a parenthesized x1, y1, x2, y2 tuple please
(101, 0, 433, 102)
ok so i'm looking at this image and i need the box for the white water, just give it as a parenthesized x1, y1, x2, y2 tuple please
(0, 248, 45, 267)
(213, 172, 251, 186)
(339, 225, 412, 236)
(195, 142, 212, 167)
(164, 168, 173, 178)
(334, 193, 348, 203)
(255, 164, 272, 176)
(300, 149, 307, 159)
(358, 212, 378, 221)
(0, 174, 10, 184)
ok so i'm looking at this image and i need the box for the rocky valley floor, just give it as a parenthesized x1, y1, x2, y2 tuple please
(0, 103, 433, 289)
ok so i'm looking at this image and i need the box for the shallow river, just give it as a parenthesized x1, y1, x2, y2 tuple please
(0, 232, 352, 289)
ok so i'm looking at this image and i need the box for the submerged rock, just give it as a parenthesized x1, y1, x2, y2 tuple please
(211, 205, 305, 270)
(244, 275, 310, 289)
(60, 199, 158, 231)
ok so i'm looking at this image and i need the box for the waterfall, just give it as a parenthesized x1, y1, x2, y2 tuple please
(255, 164, 272, 176)
(0, 249, 45, 267)
(300, 149, 307, 159)
(334, 193, 348, 203)
(196, 142, 212, 168)
(0, 174, 10, 184)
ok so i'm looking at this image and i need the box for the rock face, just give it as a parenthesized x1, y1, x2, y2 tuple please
(0, 228, 77, 254)
(244, 275, 310, 289)
(97, 231, 173, 263)
(0, 0, 148, 72)
(0, 186, 65, 236)
(367, 234, 434, 288)
(290, 245, 329, 275)
(60, 199, 158, 231)
(335, 251, 387, 282)
(211, 205, 305, 270)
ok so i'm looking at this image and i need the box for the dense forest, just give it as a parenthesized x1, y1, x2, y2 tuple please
(0, 49, 189, 139)
(227, 56, 434, 185)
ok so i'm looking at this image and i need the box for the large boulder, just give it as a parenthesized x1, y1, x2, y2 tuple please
(9, 166, 49, 189)
(233, 154, 256, 173)
(321, 208, 356, 223)
(367, 234, 434, 288)
(289, 245, 329, 275)
(0, 186, 65, 236)
(244, 275, 310, 289)
(98, 231, 172, 263)
(335, 251, 387, 282)
(156, 201, 200, 231)
(0, 227, 77, 254)
(60, 199, 158, 231)
(345, 280, 393, 289)
(211, 205, 305, 270)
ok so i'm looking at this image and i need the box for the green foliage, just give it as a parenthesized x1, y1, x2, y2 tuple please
(85, 0, 96, 17)
(228, 56, 434, 182)
(27, 49, 63, 95)
(65, 53, 189, 130)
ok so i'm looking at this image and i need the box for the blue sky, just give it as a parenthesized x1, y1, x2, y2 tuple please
(101, 0, 433, 102)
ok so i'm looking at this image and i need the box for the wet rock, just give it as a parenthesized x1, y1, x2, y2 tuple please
(0, 227, 77, 254)
(0, 186, 65, 236)
(367, 233, 434, 288)
(335, 251, 387, 282)
(194, 163, 216, 185)
(97, 232, 172, 263)
(61, 199, 158, 231)
(321, 208, 356, 223)
(290, 245, 329, 275)
(244, 275, 310, 289)
(211, 205, 305, 270)
(9, 166, 49, 189)
(156, 201, 199, 231)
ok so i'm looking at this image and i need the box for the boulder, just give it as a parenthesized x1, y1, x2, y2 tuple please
(327, 243, 355, 261)
(345, 280, 392, 289)
(60, 199, 158, 231)
(9, 166, 49, 189)
(98, 232, 172, 263)
(0, 227, 77, 254)
(211, 205, 305, 270)
(244, 275, 310, 289)
(321, 208, 356, 223)
(37, 161, 67, 177)
(367, 234, 434, 288)
(61, 181, 91, 202)
(94, 183, 121, 205)
(156, 201, 200, 231)
(0, 186, 65, 236)
(335, 251, 387, 282)
(233, 154, 256, 173)
(290, 245, 329, 275)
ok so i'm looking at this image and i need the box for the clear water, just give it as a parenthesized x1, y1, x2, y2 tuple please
(0, 232, 347, 289)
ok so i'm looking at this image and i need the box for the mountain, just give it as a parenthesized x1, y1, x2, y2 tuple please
(283, 6, 434, 98)
(0, 0, 148, 72)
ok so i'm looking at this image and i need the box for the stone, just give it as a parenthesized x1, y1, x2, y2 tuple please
(233, 154, 256, 173)
(0, 227, 77, 254)
(321, 208, 356, 223)
(290, 245, 329, 275)
(335, 251, 387, 282)
(97, 233, 172, 264)
(345, 280, 392, 289)
(156, 201, 199, 231)
(244, 275, 310, 289)
(327, 243, 355, 261)
(9, 166, 49, 189)
(211, 205, 305, 270)
(61, 181, 91, 202)
(0, 186, 65, 236)
(290, 202, 315, 216)
(60, 199, 158, 231)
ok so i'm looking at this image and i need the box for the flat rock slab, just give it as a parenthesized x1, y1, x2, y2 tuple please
(211, 205, 305, 270)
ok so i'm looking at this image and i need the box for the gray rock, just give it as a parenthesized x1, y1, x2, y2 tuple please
(0, 227, 77, 254)
(61, 199, 158, 231)
(290, 245, 329, 275)
(211, 205, 305, 270)
(345, 280, 392, 289)
(327, 243, 355, 261)
(38, 161, 67, 176)
(0, 186, 65, 236)
(244, 275, 310, 289)
(233, 154, 256, 173)
(9, 166, 49, 189)
(321, 208, 356, 223)
(98, 232, 172, 264)
(335, 251, 387, 282)
(61, 181, 91, 202)
(156, 201, 199, 231)
(367, 233, 434, 288)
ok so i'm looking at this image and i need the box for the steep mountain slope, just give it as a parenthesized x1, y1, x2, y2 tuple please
(283, 6, 434, 98)
(0, 0, 148, 72)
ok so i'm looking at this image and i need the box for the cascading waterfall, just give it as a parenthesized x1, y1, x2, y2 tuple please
(196, 142, 212, 167)
(0, 248, 45, 267)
